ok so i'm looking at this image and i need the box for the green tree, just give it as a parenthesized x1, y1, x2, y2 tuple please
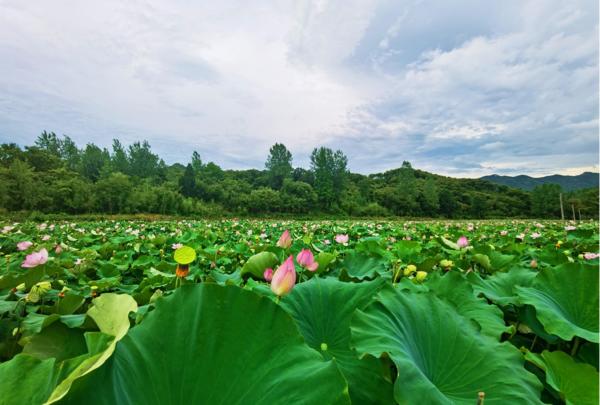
(280, 179, 317, 213)
(265, 143, 293, 189)
(419, 178, 439, 216)
(531, 184, 562, 218)
(310, 147, 347, 209)
(80, 144, 110, 181)
(179, 164, 197, 197)
(0, 144, 24, 167)
(191, 151, 203, 172)
(60, 136, 81, 171)
(35, 131, 61, 157)
(128, 141, 159, 178)
(95, 172, 132, 213)
(111, 139, 129, 174)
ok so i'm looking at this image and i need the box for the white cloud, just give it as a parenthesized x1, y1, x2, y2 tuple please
(0, 0, 597, 176)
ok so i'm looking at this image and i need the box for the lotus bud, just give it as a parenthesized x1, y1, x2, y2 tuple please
(277, 230, 292, 249)
(415, 271, 428, 283)
(263, 268, 273, 281)
(456, 236, 469, 248)
(403, 264, 417, 276)
(271, 256, 296, 296)
(439, 259, 453, 269)
(530, 259, 537, 269)
(296, 249, 319, 272)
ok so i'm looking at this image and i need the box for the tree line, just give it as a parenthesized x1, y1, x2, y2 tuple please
(0, 132, 597, 218)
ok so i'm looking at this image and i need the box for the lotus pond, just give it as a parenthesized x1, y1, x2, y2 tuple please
(0, 219, 598, 404)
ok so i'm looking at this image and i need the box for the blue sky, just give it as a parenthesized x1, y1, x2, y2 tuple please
(0, 0, 598, 177)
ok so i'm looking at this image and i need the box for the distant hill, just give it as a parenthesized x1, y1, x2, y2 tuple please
(481, 172, 599, 191)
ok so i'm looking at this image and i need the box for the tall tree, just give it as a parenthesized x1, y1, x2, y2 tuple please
(265, 143, 293, 189)
(111, 139, 129, 174)
(128, 141, 159, 178)
(35, 131, 61, 157)
(179, 164, 197, 197)
(310, 147, 335, 208)
(191, 151, 203, 172)
(60, 136, 81, 172)
(80, 144, 110, 181)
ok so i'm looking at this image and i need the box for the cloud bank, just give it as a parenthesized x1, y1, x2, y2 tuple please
(0, 0, 597, 176)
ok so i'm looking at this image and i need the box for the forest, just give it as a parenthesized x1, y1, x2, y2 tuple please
(0, 132, 597, 219)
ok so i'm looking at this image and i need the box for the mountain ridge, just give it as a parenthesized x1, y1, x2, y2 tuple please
(480, 171, 598, 191)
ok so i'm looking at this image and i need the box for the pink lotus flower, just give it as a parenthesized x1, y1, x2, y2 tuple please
(277, 230, 292, 249)
(296, 249, 319, 272)
(17, 241, 33, 251)
(516, 233, 525, 241)
(55, 245, 63, 254)
(335, 234, 349, 244)
(457, 236, 469, 248)
(172, 243, 183, 250)
(41, 235, 51, 241)
(565, 225, 577, 231)
(500, 230, 508, 236)
(21, 248, 48, 268)
(584, 252, 599, 260)
(531, 232, 541, 239)
(263, 268, 273, 281)
(271, 256, 296, 296)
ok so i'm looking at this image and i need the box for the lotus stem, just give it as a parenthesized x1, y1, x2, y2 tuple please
(571, 337, 581, 357)
(529, 335, 538, 351)
(477, 392, 485, 405)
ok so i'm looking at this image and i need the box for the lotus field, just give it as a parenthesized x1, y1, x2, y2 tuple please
(0, 219, 598, 404)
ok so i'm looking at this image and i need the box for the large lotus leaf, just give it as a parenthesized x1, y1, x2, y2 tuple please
(240, 251, 279, 278)
(46, 294, 137, 403)
(524, 350, 599, 405)
(426, 272, 509, 339)
(468, 267, 537, 306)
(22, 322, 87, 362)
(516, 263, 599, 343)
(279, 277, 393, 404)
(0, 354, 57, 405)
(351, 288, 543, 404)
(341, 251, 387, 280)
(61, 284, 350, 404)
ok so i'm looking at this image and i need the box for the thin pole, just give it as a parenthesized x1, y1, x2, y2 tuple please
(571, 204, 576, 221)
(578, 208, 582, 221)
(559, 193, 565, 220)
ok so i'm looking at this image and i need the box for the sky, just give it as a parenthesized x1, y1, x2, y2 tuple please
(0, 0, 598, 177)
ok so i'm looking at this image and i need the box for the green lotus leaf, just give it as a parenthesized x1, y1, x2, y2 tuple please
(280, 277, 393, 404)
(0, 354, 57, 405)
(240, 251, 279, 278)
(173, 246, 196, 265)
(22, 322, 87, 362)
(351, 287, 543, 404)
(524, 350, 599, 405)
(426, 272, 509, 340)
(315, 252, 336, 273)
(468, 267, 537, 306)
(342, 252, 387, 280)
(45, 293, 137, 403)
(61, 284, 350, 404)
(516, 263, 599, 342)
